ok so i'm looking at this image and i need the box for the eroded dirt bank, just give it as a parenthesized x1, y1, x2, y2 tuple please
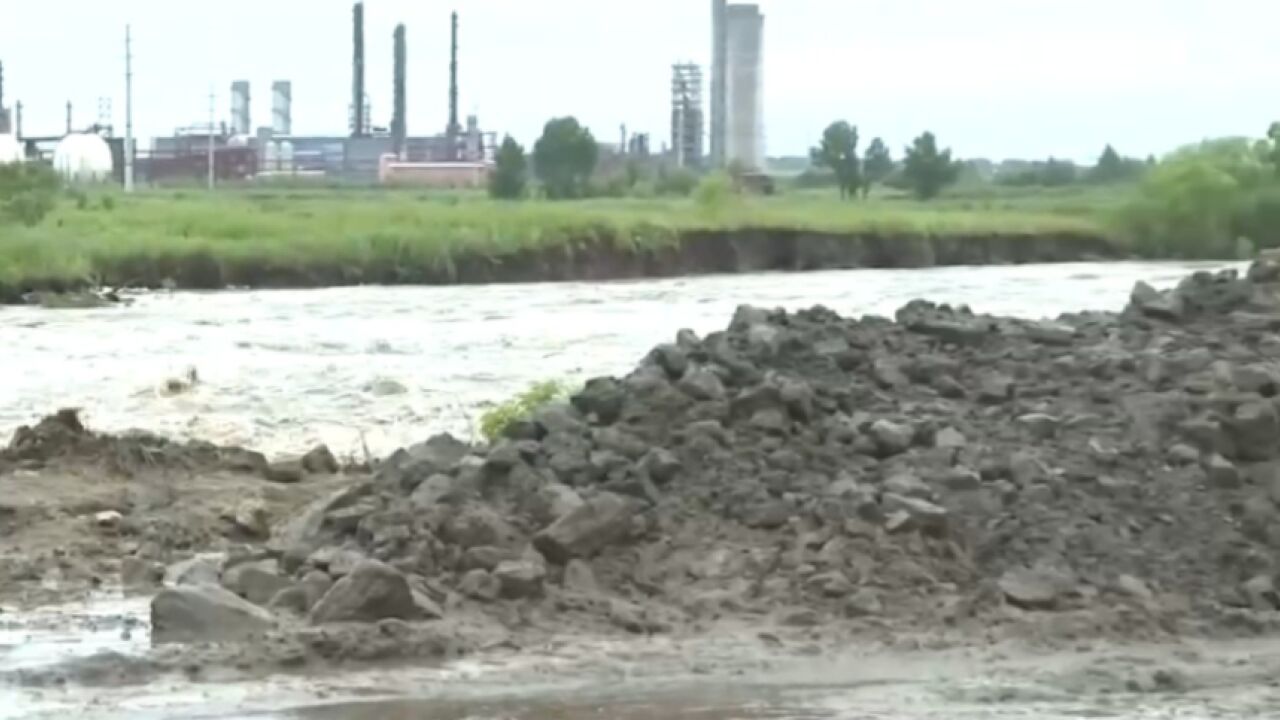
(0, 229, 1120, 303)
(5, 257, 1280, 712)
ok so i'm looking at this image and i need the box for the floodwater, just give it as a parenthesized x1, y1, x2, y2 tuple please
(0, 261, 1244, 459)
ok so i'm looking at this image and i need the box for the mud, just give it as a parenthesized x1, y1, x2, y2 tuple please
(6, 259, 1280, 718)
(0, 229, 1121, 303)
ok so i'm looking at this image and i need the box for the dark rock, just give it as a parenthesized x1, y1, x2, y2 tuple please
(806, 571, 854, 598)
(1205, 454, 1242, 489)
(264, 460, 305, 484)
(650, 344, 690, 379)
(221, 559, 292, 606)
(844, 589, 884, 618)
(460, 546, 518, 572)
(273, 483, 373, 550)
(871, 358, 909, 389)
(309, 560, 419, 624)
(883, 473, 932, 500)
(869, 420, 913, 457)
(977, 374, 1015, 404)
(1227, 401, 1280, 461)
(999, 567, 1070, 611)
(1016, 414, 1060, 440)
(458, 568, 501, 602)
(306, 547, 369, 578)
(440, 506, 518, 549)
(678, 366, 726, 401)
(409, 474, 458, 509)
(151, 586, 275, 644)
(640, 448, 682, 485)
(533, 492, 640, 563)
(563, 559, 598, 592)
(882, 494, 948, 535)
(571, 378, 626, 425)
(934, 427, 967, 449)
(1131, 281, 1185, 321)
(120, 557, 165, 589)
(302, 444, 340, 475)
(493, 560, 546, 599)
(165, 555, 223, 587)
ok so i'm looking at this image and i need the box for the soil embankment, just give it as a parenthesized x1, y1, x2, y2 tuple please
(0, 229, 1120, 304)
(8, 258, 1280, 694)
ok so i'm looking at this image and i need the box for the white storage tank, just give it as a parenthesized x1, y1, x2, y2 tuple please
(53, 133, 114, 182)
(0, 133, 22, 164)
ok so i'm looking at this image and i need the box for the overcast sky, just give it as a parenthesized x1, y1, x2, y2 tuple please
(1, 0, 1275, 162)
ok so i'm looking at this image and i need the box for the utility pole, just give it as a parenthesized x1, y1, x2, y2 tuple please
(124, 25, 135, 192)
(207, 86, 215, 191)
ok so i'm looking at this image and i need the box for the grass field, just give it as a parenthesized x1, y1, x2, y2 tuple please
(0, 186, 1120, 291)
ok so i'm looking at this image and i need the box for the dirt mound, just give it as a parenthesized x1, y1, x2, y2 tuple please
(214, 260, 1273, 646)
(3, 408, 279, 478)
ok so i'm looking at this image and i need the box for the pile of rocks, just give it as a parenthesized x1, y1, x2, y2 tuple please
(154, 261, 1280, 649)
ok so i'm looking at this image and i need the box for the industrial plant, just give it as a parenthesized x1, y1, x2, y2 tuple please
(0, 0, 768, 186)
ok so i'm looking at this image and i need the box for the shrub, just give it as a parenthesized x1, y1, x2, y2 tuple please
(478, 380, 570, 443)
(0, 163, 60, 226)
(693, 171, 734, 214)
(655, 168, 697, 197)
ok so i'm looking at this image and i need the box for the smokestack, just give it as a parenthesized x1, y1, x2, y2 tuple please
(272, 80, 292, 135)
(352, 2, 366, 137)
(392, 24, 407, 158)
(231, 81, 250, 136)
(710, 0, 727, 168)
(0, 61, 8, 135)
(66, 100, 72, 134)
(447, 11, 461, 160)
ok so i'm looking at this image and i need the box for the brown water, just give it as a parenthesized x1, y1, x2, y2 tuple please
(0, 261, 1242, 458)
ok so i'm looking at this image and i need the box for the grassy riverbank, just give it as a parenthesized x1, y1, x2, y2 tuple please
(0, 189, 1117, 294)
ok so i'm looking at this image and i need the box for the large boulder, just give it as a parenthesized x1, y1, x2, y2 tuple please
(533, 492, 640, 564)
(151, 586, 276, 644)
(308, 560, 419, 625)
(221, 559, 292, 606)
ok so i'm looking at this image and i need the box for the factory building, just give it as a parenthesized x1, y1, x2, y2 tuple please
(143, 3, 495, 186)
(709, 0, 764, 171)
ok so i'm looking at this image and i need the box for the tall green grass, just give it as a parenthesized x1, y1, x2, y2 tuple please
(0, 189, 1114, 289)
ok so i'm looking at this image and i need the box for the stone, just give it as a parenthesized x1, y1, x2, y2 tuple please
(409, 474, 458, 510)
(94, 510, 123, 530)
(1115, 575, 1154, 602)
(937, 467, 982, 491)
(301, 444, 340, 475)
(440, 506, 518, 549)
(151, 586, 275, 644)
(934, 375, 967, 399)
(458, 569, 501, 602)
(640, 448, 682, 485)
(934, 427, 967, 449)
(844, 589, 884, 618)
(1205, 454, 1242, 489)
(529, 483, 585, 527)
(1166, 444, 1201, 466)
(533, 492, 640, 563)
(677, 366, 726, 401)
(306, 547, 369, 578)
(308, 560, 419, 624)
(232, 498, 271, 539)
(1131, 281, 1185, 321)
(650, 344, 690, 379)
(881, 494, 948, 534)
(778, 607, 821, 627)
(264, 460, 305, 484)
(1228, 401, 1280, 461)
(493, 560, 546, 599)
(978, 374, 1015, 404)
(120, 557, 164, 589)
(272, 483, 373, 550)
(460, 546, 517, 572)
(883, 473, 932, 500)
(806, 571, 855, 598)
(563, 559, 598, 592)
(869, 420, 913, 458)
(1241, 575, 1280, 611)
(165, 555, 223, 587)
(871, 358, 909, 389)
(221, 559, 292, 606)
(999, 568, 1068, 611)
(1024, 321, 1076, 346)
(571, 378, 626, 425)
(1016, 414, 1060, 440)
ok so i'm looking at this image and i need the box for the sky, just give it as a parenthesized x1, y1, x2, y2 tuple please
(1, 0, 1276, 162)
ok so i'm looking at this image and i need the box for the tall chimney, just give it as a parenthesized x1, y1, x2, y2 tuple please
(272, 80, 292, 135)
(352, 2, 366, 137)
(0, 61, 8, 135)
(66, 100, 72, 134)
(447, 11, 461, 160)
(392, 24, 407, 158)
(710, 0, 727, 168)
(230, 81, 251, 135)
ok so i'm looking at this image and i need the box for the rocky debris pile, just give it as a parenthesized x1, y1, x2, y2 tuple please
(1, 408, 340, 482)
(147, 260, 1280, 649)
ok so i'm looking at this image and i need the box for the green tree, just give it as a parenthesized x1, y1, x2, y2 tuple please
(902, 131, 959, 200)
(862, 137, 893, 197)
(810, 121, 861, 199)
(1090, 144, 1147, 184)
(0, 162, 60, 226)
(533, 117, 598, 199)
(1266, 122, 1280, 175)
(489, 136, 528, 200)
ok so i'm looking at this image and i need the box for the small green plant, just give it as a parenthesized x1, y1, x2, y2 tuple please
(694, 170, 734, 214)
(100, 195, 116, 211)
(478, 380, 570, 443)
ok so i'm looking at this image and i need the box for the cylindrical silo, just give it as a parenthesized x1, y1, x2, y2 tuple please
(272, 81, 292, 135)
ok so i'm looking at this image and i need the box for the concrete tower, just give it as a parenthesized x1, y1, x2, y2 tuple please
(709, 0, 727, 168)
(710, 1, 764, 170)
(230, 81, 250, 136)
(724, 4, 764, 170)
(671, 63, 705, 169)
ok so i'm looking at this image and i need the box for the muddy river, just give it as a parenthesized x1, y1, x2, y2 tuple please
(0, 261, 1245, 459)
(5, 261, 1272, 719)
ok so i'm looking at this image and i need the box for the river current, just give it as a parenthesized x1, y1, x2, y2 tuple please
(0, 261, 1242, 459)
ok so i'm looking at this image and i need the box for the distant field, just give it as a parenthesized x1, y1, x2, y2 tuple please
(0, 188, 1118, 292)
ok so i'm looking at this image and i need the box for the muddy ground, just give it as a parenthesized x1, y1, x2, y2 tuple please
(6, 260, 1280, 717)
